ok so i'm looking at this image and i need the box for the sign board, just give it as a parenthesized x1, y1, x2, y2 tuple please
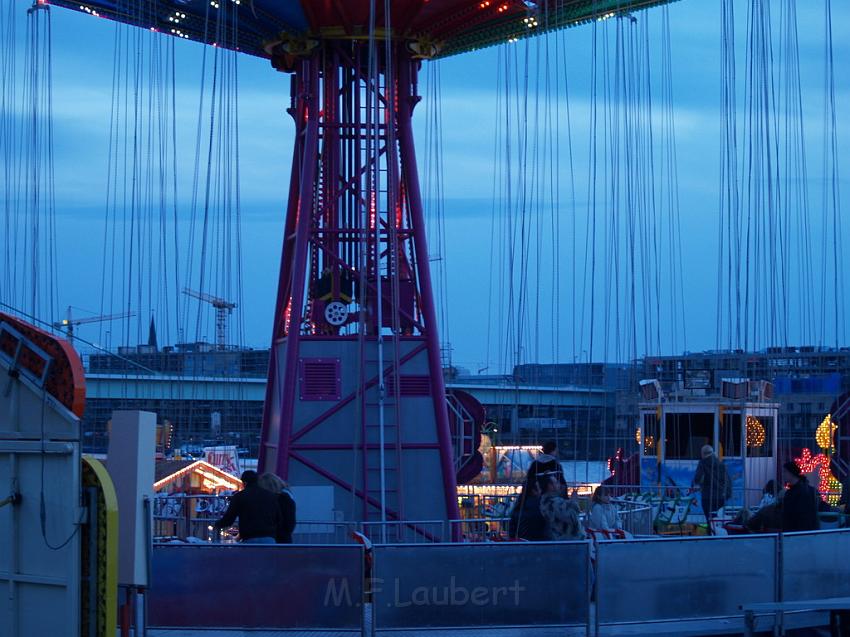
(203, 445, 241, 476)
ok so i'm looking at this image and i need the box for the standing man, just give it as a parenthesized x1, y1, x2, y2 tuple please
(213, 470, 281, 544)
(691, 445, 731, 535)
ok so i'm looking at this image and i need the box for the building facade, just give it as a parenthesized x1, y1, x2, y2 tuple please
(80, 345, 850, 462)
(642, 347, 850, 454)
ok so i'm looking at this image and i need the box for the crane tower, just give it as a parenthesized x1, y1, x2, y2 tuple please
(182, 288, 237, 351)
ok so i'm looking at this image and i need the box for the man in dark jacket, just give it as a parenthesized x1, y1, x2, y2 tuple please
(691, 445, 731, 535)
(213, 470, 281, 543)
(781, 461, 820, 532)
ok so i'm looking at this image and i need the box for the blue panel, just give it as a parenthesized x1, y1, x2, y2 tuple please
(783, 530, 850, 601)
(148, 544, 364, 630)
(640, 457, 659, 489)
(658, 459, 699, 494)
(723, 457, 745, 507)
(775, 373, 841, 395)
(597, 535, 778, 624)
(373, 542, 590, 630)
(645, 458, 744, 507)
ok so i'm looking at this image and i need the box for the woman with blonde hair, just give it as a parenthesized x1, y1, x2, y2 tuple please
(258, 472, 297, 543)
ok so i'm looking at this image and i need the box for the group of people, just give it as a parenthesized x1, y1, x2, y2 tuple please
(511, 441, 826, 541)
(218, 443, 830, 543)
(508, 442, 624, 541)
(691, 445, 822, 533)
(213, 470, 297, 544)
(732, 461, 823, 533)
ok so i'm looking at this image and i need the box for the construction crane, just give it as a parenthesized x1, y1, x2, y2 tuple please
(52, 307, 135, 343)
(182, 288, 237, 350)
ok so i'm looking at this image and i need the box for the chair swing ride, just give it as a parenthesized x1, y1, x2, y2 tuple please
(44, 0, 676, 538)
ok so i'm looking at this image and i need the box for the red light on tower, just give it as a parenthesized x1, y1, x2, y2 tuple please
(283, 302, 292, 335)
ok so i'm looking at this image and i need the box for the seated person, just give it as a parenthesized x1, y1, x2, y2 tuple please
(758, 479, 779, 509)
(508, 481, 547, 541)
(745, 501, 783, 532)
(732, 479, 779, 525)
(539, 473, 585, 541)
(589, 485, 622, 532)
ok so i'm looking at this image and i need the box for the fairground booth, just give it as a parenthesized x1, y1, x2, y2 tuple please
(638, 378, 778, 508)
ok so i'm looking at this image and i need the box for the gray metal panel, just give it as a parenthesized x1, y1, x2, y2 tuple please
(399, 452, 449, 522)
(289, 339, 451, 524)
(292, 340, 435, 445)
(0, 367, 80, 440)
(0, 441, 81, 637)
(147, 544, 364, 631)
(596, 535, 777, 625)
(0, 334, 83, 636)
(782, 529, 850, 601)
(373, 542, 589, 631)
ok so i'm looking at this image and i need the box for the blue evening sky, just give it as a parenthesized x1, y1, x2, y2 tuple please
(3, 0, 849, 373)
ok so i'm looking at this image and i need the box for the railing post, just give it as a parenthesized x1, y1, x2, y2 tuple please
(776, 532, 784, 636)
(744, 609, 755, 637)
(591, 539, 598, 637)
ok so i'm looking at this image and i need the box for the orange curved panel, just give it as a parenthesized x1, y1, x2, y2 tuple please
(0, 311, 86, 418)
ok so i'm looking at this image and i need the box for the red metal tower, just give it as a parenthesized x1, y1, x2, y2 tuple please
(258, 38, 461, 530)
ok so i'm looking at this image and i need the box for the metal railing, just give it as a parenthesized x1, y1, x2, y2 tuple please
(153, 494, 227, 542)
(153, 493, 655, 543)
(158, 482, 845, 544)
(147, 528, 850, 636)
(450, 517, 511, 542)
(166, 485, 850, 544)
(613, 499, 654, 536)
